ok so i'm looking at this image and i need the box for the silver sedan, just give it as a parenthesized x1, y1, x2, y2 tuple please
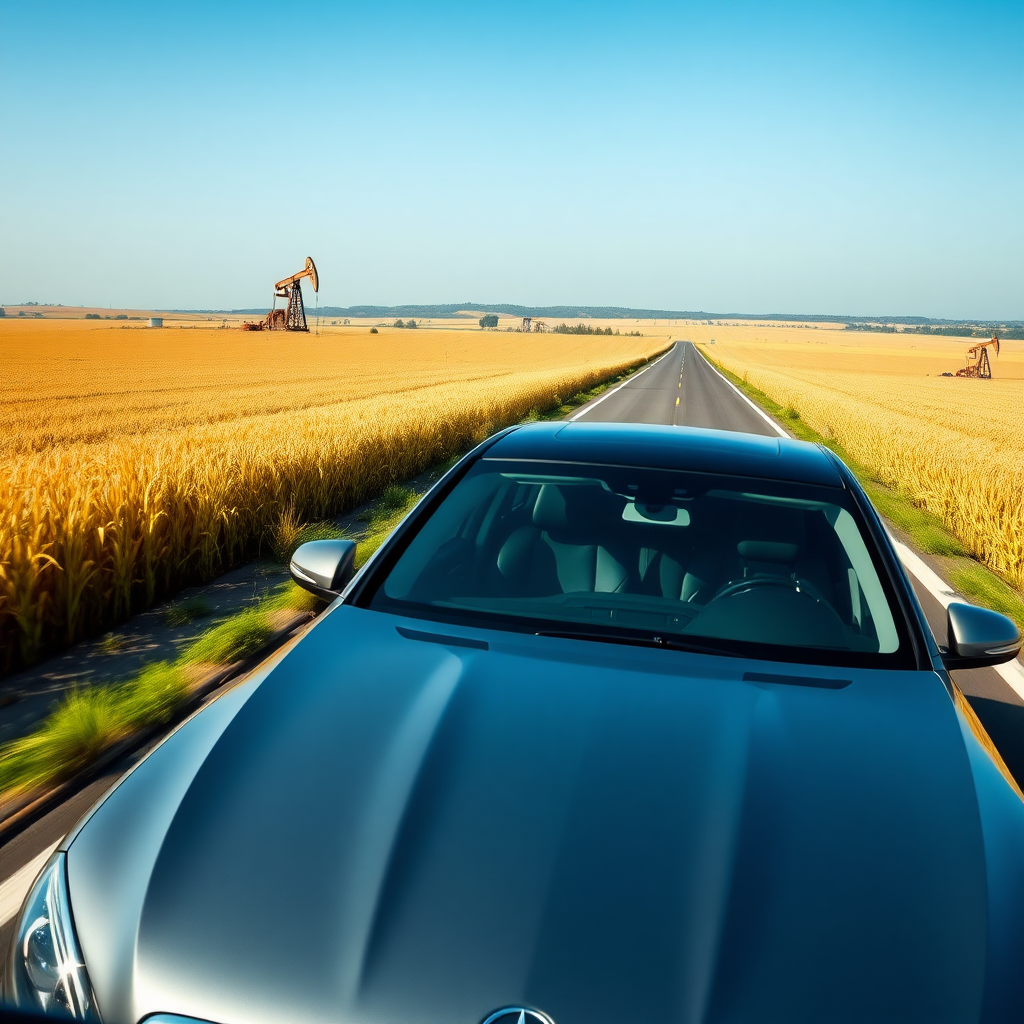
(5, 423, 1023, 1024)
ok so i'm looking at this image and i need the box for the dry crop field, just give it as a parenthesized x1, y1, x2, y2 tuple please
(689, 324, 1024, 590)
(0, 319, 663, 670)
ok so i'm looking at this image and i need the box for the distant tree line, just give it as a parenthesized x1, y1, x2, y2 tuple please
(392, 319, 418, 329)
(551, 323, 645, 336)
(908, 325, 1024, 340)
(170, 303, 1024, 331)
(554, 322, 625, 336)
(845, 323, 1024, 340)
(845, 323, 898, 333)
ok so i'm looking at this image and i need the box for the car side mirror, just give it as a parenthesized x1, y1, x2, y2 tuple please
(942, 601, 1021, 670)
(289, 539, 357, 602)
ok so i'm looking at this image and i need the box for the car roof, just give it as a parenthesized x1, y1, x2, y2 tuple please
(485, 422, 845, 487)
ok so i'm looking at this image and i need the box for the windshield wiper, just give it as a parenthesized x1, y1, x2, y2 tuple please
(534, 629, 730, 658)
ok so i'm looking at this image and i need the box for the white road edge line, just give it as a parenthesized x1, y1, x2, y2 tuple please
(892, 538, 1024, 701)
(694, 344, 1024, 700)
(569, 344, 677, 421)
(0, 839, 61, 928)
(690, 344, 789, 439)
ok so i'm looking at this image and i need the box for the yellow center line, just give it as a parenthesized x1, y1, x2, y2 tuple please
(675, 397, 680, 406)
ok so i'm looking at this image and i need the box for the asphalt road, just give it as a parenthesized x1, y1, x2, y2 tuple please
(574, 339, 775, 434)
(1, 340, 1022, 966)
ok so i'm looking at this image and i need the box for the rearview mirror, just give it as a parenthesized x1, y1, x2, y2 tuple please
(289, 539, 357, 602)
(942, 601, 1021, 670)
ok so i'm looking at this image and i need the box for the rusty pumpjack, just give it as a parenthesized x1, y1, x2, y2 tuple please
(242, 257, 319, 331)
(954, 335, 1000, 378)
(518, 317, 548, 332)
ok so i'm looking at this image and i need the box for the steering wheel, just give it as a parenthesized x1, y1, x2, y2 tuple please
(710, 575, 806, 602)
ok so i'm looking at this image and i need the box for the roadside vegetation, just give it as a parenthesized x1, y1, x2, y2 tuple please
(0, 321, 662, 672)
(699, 348, 1024, 628)
(0, 556, 332, 801)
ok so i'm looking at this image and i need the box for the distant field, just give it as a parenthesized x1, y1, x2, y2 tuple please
(0, 320, 663, 670)
(691, 324, 1024, 590)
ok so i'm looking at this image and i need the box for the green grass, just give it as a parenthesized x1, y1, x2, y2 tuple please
(114, 661, 188, 729)
(262, 579, 321, 614)
(378, 483, 415, 513)
(355, 484, 420, 567)
(947, 565, 1024, 625)
(0, 689, 120, 794)
(699, 346, 1024, 628)
(0, 663, 188, 796)
(356, 531, 388, 568)
(163, 595, 213, 628)
(0, 578, 324, 799)
(181, 606, 275, 665)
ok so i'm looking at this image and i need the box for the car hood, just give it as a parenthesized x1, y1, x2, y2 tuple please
(68, 605, 991, 1024)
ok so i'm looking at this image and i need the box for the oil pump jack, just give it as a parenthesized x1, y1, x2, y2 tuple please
(242, 257, 319, 331)
(953, 334, 1000, 378)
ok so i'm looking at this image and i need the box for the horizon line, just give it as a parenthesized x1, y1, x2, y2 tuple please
(3, 302, 1021, 327)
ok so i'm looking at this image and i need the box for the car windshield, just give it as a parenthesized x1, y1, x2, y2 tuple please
(366, 458, 911, 667)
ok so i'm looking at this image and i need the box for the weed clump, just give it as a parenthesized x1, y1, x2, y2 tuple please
(182, 607, 274, 665)
(117, 662, 188, 730)
(163, 595, 213, 628)
(100, 633, 126, 655)
(379, 484, 414, 512)
(270, 501, 306, 563)
(270, 501, 347, 564)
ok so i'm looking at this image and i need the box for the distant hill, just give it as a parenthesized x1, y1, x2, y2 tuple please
(182, 303, 1023, 329)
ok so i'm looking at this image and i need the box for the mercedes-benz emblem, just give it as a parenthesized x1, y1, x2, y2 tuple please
(481, 1009, 556, 1024)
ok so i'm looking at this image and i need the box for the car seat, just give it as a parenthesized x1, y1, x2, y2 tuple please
(495, 484, 632, 597)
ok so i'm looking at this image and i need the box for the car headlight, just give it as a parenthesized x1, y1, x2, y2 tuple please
(3, 852, 99, 1020)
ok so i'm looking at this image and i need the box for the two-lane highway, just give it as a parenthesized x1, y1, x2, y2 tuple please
(574, 341, 777, 434)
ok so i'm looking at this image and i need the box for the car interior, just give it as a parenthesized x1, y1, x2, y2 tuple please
(376, 462, 901, 655)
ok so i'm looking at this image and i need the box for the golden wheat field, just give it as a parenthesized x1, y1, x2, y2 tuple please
(0, 319, 664, 670)
(688, 324, 1024, 590)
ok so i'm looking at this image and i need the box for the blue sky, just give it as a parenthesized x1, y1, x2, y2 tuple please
(2, 1, 1021, 317)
